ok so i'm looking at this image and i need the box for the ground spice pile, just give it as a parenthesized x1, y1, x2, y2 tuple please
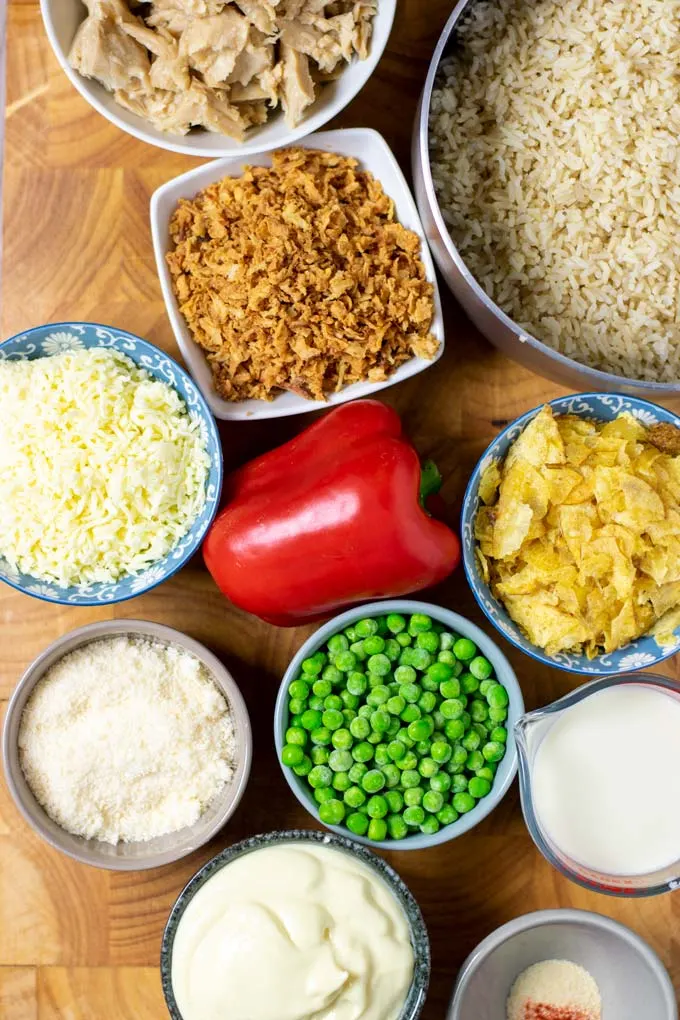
(166, 148, 438, 402)
(506, 960, 601, 1020)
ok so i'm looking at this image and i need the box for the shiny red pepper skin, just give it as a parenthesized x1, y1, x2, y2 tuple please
(203, 400, 461, 626)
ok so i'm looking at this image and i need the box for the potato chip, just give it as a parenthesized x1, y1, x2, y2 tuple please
(475, 406, 680, 657)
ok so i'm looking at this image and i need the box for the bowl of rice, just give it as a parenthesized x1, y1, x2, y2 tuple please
(414, 0, 680, 394)
(0, 322, 222, 605)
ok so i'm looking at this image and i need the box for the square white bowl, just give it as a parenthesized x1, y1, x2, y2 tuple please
(40, 0, 396, 158)
(150, 127, 445, 420)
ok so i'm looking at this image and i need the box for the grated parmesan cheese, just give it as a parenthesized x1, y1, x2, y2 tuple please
(18, 636, 236, 844)
(0, 348, 210, 586)
(507, 960, 601, 1020)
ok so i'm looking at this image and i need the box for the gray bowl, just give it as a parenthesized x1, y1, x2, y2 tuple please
(448, 909, 678, 1020)
(274, 600, 524, 850)
(412, 1, 680, 398)
(2, 619, 252, 870)
(160, 828, 430, 1020)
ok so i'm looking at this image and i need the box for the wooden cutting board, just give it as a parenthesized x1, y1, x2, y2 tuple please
(1, 1, 679, 1016)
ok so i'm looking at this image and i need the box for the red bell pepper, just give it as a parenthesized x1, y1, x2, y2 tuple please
(203, 400, 460, 626)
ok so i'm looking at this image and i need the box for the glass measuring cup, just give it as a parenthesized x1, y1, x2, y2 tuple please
(515, 673, 680, 897)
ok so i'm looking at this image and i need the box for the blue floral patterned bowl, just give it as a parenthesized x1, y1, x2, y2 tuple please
(0, 322, 222, 606)
(462, 393, 680, 676)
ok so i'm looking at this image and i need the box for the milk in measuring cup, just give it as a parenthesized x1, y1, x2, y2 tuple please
(532, 684, 680, 876)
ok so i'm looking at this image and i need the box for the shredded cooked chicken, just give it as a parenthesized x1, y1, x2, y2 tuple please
(69, 0, 377, 136)
(166, 148, 438, 402)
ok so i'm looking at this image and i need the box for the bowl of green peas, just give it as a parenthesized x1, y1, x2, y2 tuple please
(274, 600, 524, 849)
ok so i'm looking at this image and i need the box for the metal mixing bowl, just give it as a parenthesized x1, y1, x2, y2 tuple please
(412, 1, 680, 397)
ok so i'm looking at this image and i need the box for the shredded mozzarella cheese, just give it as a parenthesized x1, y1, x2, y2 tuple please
(0, 348, 210, 585)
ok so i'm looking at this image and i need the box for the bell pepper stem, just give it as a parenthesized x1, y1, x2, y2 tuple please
(419, 459, 442, 507)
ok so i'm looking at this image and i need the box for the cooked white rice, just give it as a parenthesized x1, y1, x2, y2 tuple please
(429, 0, 680, 382)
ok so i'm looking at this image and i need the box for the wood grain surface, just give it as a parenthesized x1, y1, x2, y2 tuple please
(2, 2, 680, 1017)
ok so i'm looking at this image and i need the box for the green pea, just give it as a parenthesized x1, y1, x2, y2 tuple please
(289, 697, 306, 716)
(347, 811, 369, 836)
(418, 691, 437, 713)
(370, 710, 391, 734)
(420, 815, 441, 835)
(453, 791, 476, 813)
(328, 634, 349, 656)
(408, 613, 433, 634)
(350, 641, 368, 661)
(348, 762, 368, 784)
(430, 772, 452, 793)
(318, 798, 345, 825)
(416, 631, 440, 653)
(460, 672, 480, 694)
(293, 755, 312, 776)
(361, 769, 385, 793)
(335, 650, 357, 673)
(491, 726, 508, 743)
(394, 632, 410, 648)
(344, 785, 366, 808)
(439, 632, 455, 651)
(404, 787, 423, 807)
(479, 679, 497, 697)
(285, 726, 307, 747)
(385, 739, 405, 762)
(472, 722, 488, 741)
(367, 730, 382, 745)
(483, 741, 506, 763)
(314, 786, 335, 805)
(438, 650, 456, 666)
(489, 705, 508, 724)
(462, 730, 481, 752)
(451, 773, 468, 793)
(308, 696, 324, 711)
(466, 750, 484, 772)
(386, 613, 407, 634)
(415, 740, 432, 757)
(385, 695, 405, 716)
(441, 699, 464, 720)
(310, 678, 330, 699)
(396, 750, 418, 771)
(437, 804, 459, 826)
(403, 805, 426, 827)
(433, 710, 446, 731)
(289, 679, 310, 701)
(460, 711, 472, 730)
(367, 685, 390, 707)
(341, 692, 359, 713)
(348, 716, 369, 741)
(487, 684, 509, 710)
(358, 704, 373, 719)
(311, 746, 329, 765)
(367, 794, 388, 819)
(429, 661, 454, 685)
(444, 718, 465, 741)
(332, 771, 351, 792)
(397, 727, 416, 749)
(388, 814, 409, 840)
(420, 673, 439, 693)
(469, 656, 493, 680)
(367, 653, 391, 677)
(302, 651, 327, 675)
(398, 681, 420, 703)
(385, 790, 404, 813)
(401, 705, 421, 725)
(419, 757, 439, 779)
(347, 671, 368, 696)
(371, 742, 387, 766)
(281, 744, 304, 766)
(470, 700, 489, 723)
(475, 766, 495, 783)
(332, 728, 353, 751)
(386, 716, 401, 739)
(451, 744, 468, 766)
(367, 818, 387, 841)
(301, 709, 322, 731)
(355, 618, 379, 638)
(344, 626, 357, 642)
(384, 639, 401, 662)
(431, 740, 452, 764)
(410, 648, 432, 670)
(322, 709, 344, 731)
(381, 763, 401, 788)
(308, 765, 332, 789)
(310, 726, 332, 746)
(289, 714, 304, 729)
(323, 665, 343, 686)
(401, 769, 421, 789)
(363, 635, 385, 656)
(405, 716, 431, 742)
(352, 741, 374, 763)
(422, 790, 444, 814)
(453, 637, 477, 661)
(468, 777, 491, 799)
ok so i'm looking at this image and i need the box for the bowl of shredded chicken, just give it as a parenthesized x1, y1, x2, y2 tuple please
(0, 323, 222, 605)
(39, 0, 396, 155)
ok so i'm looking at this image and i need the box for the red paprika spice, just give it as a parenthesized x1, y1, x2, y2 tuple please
(203, 400, 460, 626)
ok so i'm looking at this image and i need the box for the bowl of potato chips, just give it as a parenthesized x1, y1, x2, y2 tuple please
(462, 393, 680, 675)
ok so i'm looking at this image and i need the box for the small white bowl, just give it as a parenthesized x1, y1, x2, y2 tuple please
(151, 127, 445, 420)
(39, 0, 396, 157)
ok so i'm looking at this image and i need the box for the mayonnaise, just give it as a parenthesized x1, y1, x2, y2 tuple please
(171, 842, 415, 1020)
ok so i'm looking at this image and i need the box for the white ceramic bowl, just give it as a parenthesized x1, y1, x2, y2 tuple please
(448, 909, 677, 1020)
(40, 0, 396, 157)
(151, 127, 445, 420)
